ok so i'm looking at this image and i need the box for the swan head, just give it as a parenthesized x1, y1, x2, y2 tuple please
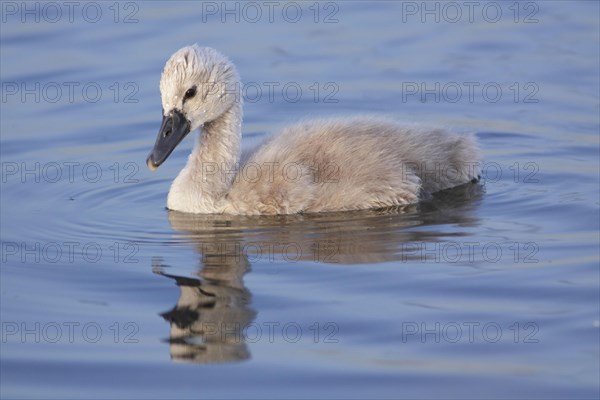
(147, 45, 241, 171)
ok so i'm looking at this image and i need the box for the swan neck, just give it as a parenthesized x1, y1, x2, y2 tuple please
(196, 101, 242, 185)
(168, 102, 242, 213)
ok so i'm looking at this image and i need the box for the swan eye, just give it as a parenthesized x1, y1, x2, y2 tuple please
(184, 86, 197, 99)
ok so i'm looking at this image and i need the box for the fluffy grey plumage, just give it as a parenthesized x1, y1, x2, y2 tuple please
(147, 45, 481, 215)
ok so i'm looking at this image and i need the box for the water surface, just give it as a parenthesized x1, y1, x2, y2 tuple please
(1, 1, 599, 398)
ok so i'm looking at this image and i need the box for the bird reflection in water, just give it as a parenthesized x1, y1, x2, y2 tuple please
(154, 208, 258, 363)
(154, 262, 255, 364)
(154, 183, 483, 363)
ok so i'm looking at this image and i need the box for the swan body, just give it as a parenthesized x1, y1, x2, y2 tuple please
(147, 45, 481, 215)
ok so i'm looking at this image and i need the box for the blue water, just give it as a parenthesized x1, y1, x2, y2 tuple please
(1, 1, 599, 398)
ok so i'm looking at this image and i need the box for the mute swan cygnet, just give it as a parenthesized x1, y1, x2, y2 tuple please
(147, 45, 481, 215)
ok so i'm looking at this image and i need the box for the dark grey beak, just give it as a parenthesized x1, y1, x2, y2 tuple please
(146, 109, 191, 171)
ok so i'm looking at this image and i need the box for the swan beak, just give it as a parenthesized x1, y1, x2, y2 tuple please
(146, 110, 191, 171)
